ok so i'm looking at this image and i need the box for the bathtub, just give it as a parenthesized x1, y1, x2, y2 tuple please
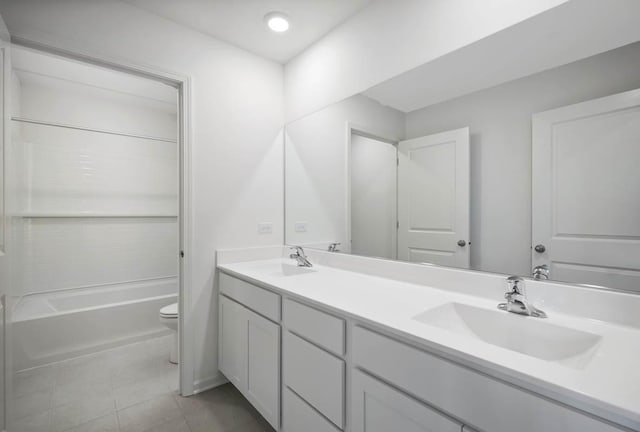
(13, 278, 177, 371)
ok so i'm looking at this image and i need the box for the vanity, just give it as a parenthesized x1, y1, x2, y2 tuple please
(217, 246, 640, 432)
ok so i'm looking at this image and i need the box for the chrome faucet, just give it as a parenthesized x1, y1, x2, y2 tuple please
(289, 246, 312, 267)
(327, 242, 341, 252)
(532, 264, 550, 280)
(498, 276, 547, 318)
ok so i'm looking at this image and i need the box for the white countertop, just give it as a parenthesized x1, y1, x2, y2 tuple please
(217, 255, 640, 430)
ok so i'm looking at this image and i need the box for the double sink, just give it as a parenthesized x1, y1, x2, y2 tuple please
(262, 260, 603, 369)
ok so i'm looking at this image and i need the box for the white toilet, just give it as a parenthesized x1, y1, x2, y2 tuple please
(159, 303, 179, 364)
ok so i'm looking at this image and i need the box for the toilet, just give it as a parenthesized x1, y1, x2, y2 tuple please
(159, 303, 179, 364)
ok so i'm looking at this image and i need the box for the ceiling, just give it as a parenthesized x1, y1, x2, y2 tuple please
(121, 0, 373, 64)
(363, 0, 640, 113)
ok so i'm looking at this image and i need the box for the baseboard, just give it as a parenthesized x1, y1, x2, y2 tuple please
(191, 373, 229, 395)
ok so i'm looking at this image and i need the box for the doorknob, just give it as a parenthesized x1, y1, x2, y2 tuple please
(457, 240, 467, 247)
(534, 244, 546, 253)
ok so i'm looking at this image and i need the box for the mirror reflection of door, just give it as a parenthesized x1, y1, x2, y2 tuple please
(350, 132, 398, 259)
(398, 127, 470, 268)
(532, 89, 640, 292)
(349, 127, 470, 267)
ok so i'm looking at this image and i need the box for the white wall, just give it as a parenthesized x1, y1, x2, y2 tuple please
(284, 0, 568, 121)
(285, 94, 403, 250)
(0, 0, 284, 391)
(405, 41, 640, 276)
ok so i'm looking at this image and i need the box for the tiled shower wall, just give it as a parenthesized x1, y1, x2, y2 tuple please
(12, 50, 178, 296)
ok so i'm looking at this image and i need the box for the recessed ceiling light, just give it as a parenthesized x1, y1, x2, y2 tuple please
(265, 12, 290, 33)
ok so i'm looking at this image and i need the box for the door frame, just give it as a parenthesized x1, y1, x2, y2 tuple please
(344, 122, 398, 257)
(10, 37, 196, 396)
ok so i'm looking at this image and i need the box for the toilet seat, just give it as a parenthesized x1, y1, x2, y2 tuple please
(160, 303, 178, 318)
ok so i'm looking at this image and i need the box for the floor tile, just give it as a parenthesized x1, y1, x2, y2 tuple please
(52, 378, 113, 408)
(50, 393, 115, 432)
(55, 355, 112, 387)
(117, 394, 182, 432)
(142, 416, 190, 432)
(8, 409, 51, 432)
(65, 413, 119, 432)
(113, 376, 171, 410)
(13, 388, 52, 420)
(183, 387, 256, 432)
(172, 386, 229, 416)
(110, 357, 165, 390)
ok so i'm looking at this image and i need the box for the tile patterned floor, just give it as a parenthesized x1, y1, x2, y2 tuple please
(10, 335, 275, 432)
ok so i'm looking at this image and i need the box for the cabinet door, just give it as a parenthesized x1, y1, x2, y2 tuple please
(246, 310, 280, 430)
(352, 369, 461, 432)
(218, 296, 247, 389)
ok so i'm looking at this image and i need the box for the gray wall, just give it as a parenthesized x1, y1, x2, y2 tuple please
(405, 42, 640, 276)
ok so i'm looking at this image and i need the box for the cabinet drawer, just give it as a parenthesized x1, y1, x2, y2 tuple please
(353, 326, 624, 432)
(284, 331, 345, 428)
(352, 369, 461, 432)
(283, 298, 345, 356)
(283, 387, 340, 432)
(219, 272, 280, 321)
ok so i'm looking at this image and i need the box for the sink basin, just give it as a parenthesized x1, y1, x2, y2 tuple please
(250, 261, 317, 277)
(412, 303, 601, 366)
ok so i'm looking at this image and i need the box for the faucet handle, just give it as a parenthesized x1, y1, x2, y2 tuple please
(506, 275, 525, 294)
(289, 245, 305, 256)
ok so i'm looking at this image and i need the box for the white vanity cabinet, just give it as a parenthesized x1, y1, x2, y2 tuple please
(218, 275, 281, 430)
(218, 267, 632, 432)
(352, 326, 626, 432)
(351, 369, 462, 432)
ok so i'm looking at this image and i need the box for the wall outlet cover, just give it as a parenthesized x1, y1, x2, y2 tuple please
(258, 223, 273, 234)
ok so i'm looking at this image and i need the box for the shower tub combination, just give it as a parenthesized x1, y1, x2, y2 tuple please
(12, 278, 177, 371)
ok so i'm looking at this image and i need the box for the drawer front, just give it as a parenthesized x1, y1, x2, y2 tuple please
(219, 272, 280, 322)
(352, 369, 461, 432)
(283, 387, 340, 432)
(353, 326, 624, 432)
(284, 331, 345, 428)
(283, 298, 345, 356)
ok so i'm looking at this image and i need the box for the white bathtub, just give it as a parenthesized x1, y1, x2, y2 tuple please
(13, 278, 177, 371)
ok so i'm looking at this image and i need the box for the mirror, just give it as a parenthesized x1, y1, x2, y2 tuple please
(285, 41, 640, 293)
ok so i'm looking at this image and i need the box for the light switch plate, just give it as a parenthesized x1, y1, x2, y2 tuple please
(294, 222, 308, 233)
(258, 223, 273, 234)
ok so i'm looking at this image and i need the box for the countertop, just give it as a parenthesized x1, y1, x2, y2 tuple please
(217, 257, 640, 430)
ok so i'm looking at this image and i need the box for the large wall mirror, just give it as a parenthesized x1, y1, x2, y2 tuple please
(284, 41, 640, 293)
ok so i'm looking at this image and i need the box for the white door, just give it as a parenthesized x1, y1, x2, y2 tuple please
(351, 369, 461, 432)
(398, 127, 470, 267)
(246, 310, 280, 430)
(532, 89, 640, 292)
(351, 134, 397, 259)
